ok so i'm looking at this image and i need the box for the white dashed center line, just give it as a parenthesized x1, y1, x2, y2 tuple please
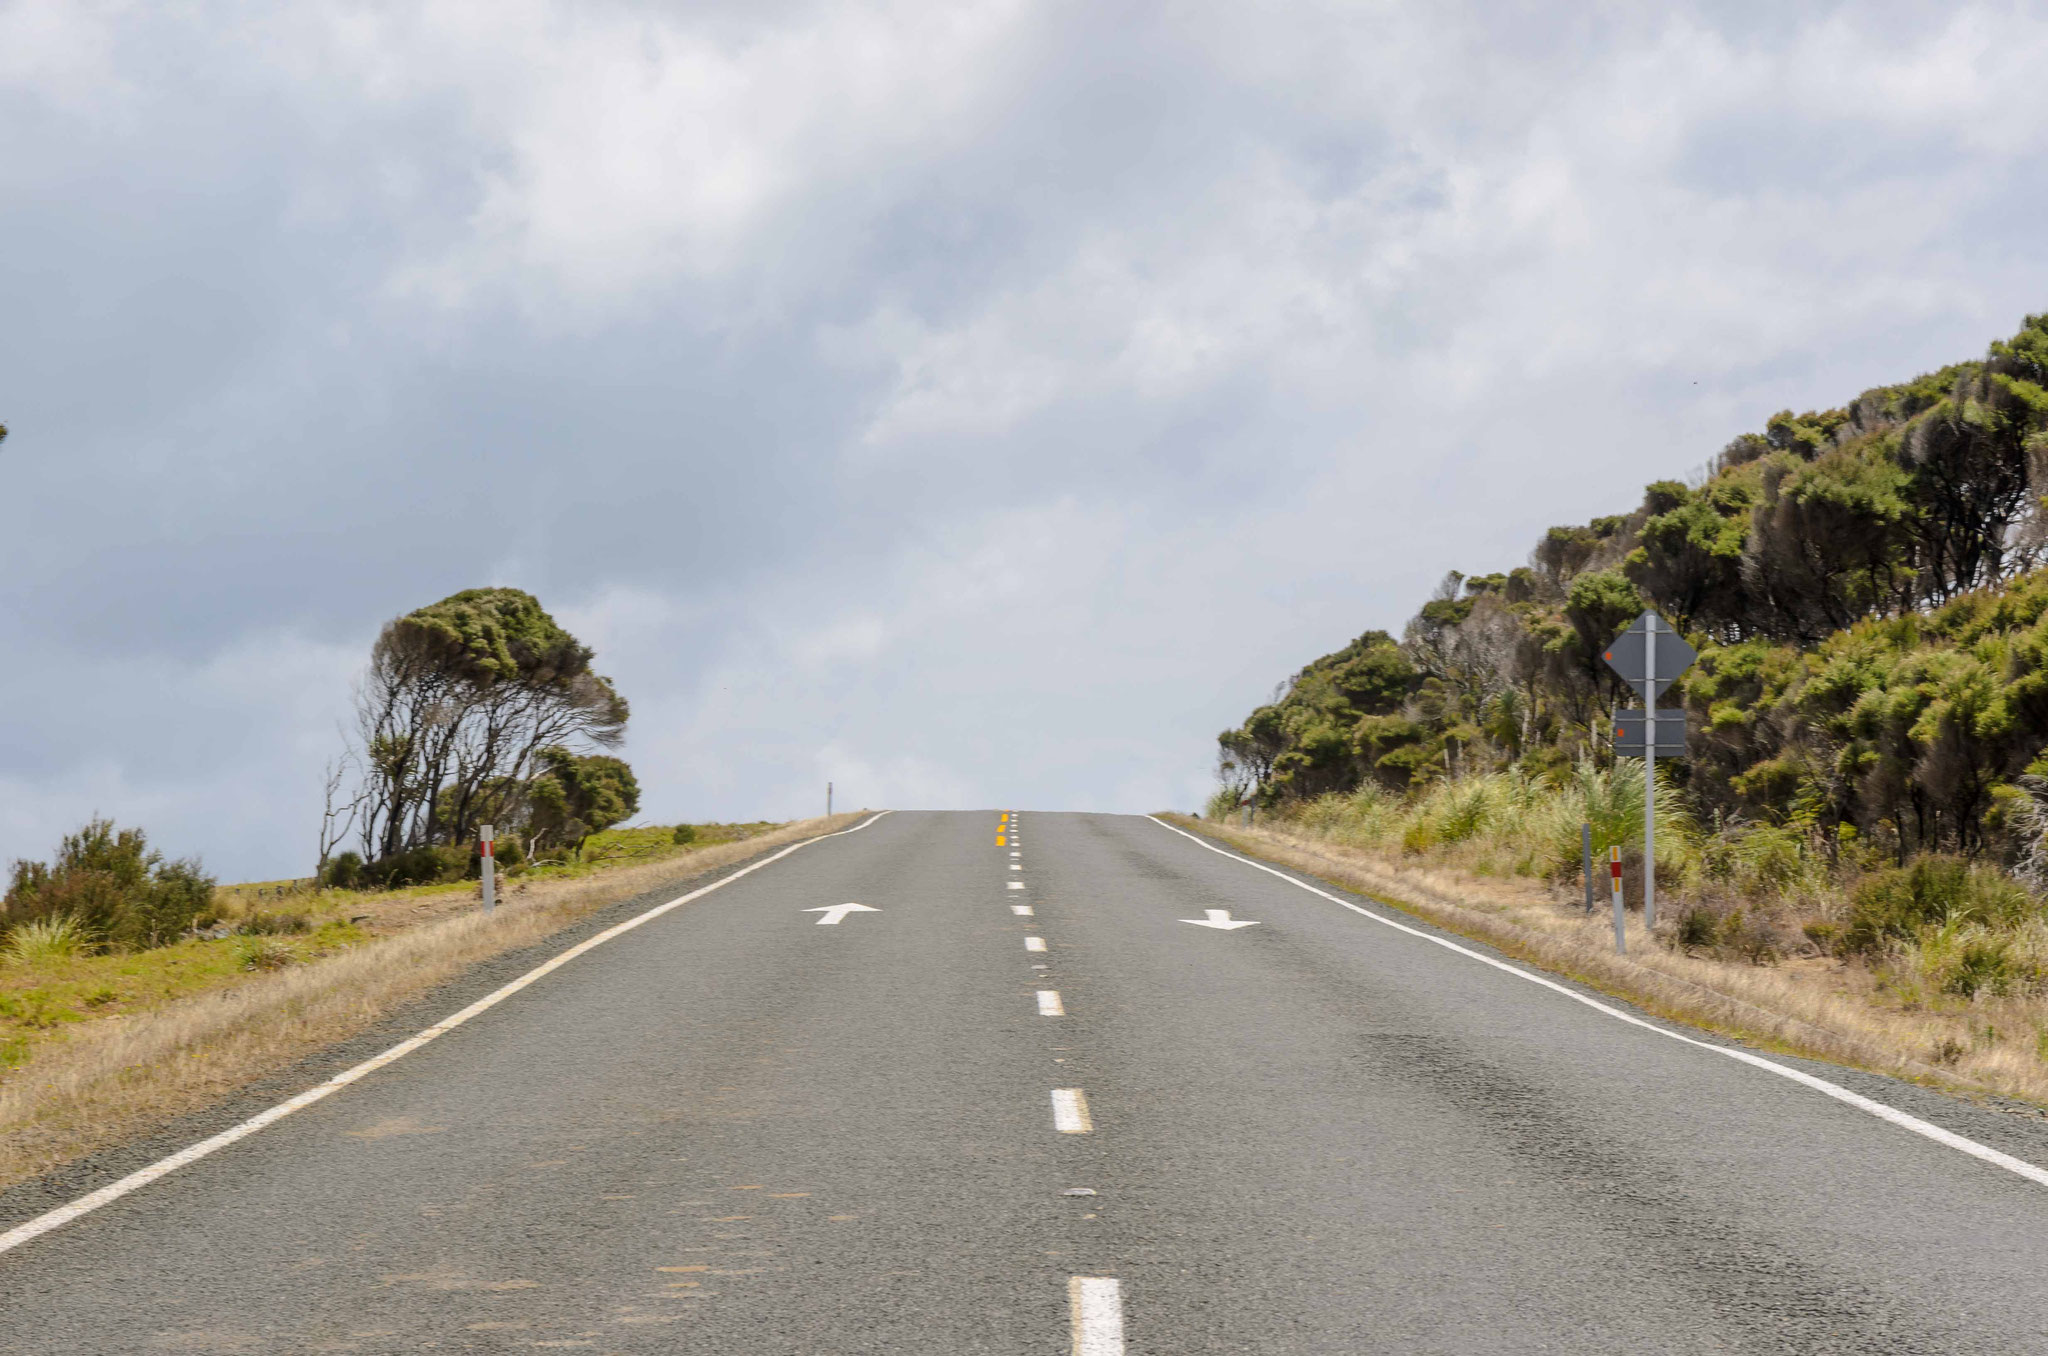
(1007, 881, 1026, 890)
(1012, 904, 1033, 916)
(1069, 1276, 1125, 1355)
(1051, 1088, 1092, 1134)
(1036, 989, 1065, 1016)
(1025, 936, 1047, 952)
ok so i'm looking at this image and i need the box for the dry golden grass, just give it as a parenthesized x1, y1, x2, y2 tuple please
(1168, 815, 2048, 1109)
(0, 813, 867, 1191)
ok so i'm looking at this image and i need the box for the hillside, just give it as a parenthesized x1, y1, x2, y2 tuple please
(1207, 313, 2048, 1100)
(1221, 314, 2048, 865)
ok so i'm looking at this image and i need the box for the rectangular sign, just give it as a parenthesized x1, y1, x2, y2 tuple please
(1614, 708, 1688, 758)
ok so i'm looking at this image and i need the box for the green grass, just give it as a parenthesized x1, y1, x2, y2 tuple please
(0, 920, 371, 1072)
(0, 821, 768, 1074)
(514, 821, 774, 882)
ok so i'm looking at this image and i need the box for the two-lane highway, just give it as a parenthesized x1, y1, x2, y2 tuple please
(5, 810, 2048, 1352)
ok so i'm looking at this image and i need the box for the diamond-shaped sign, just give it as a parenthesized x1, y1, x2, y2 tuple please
(1602, 611, 1696, 697)
(1614, 708, 1688, 759)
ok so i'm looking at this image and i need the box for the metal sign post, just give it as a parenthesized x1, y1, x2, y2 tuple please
(480, 824, 496, 915)
(1645, 618, 1657, 930)
(1603, 611, 1696, 934)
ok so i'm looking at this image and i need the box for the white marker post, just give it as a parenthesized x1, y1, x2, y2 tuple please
(1609, 844, 1625, 955)
(827, 781, 833, 817)
(480, 824, 495, 915)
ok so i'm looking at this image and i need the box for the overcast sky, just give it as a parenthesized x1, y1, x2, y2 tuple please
(4, 1, 2047, 881)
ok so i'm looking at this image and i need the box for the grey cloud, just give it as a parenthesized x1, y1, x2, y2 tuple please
(3, 1, 2047, 879)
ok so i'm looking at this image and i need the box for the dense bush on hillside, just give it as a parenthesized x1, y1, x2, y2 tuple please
(1, 819, 215, 952)
(1221, 315, 2048, 870)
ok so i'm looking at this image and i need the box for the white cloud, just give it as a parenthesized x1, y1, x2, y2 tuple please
(309, 0, 1041, 312)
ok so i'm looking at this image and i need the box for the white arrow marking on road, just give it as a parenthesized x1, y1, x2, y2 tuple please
(805, 902, 880, 925)
(1180, 908, 1259, 930)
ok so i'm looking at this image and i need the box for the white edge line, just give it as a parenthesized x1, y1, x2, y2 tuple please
(0, 811, 895, 1258)
(1069, 1275, 1125, 1355)
(1147, 815, 2048, 1191)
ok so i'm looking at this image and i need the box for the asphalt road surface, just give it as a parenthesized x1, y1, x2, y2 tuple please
(6, 810, 2048, 1353)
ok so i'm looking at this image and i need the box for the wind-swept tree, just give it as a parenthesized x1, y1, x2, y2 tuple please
(349, 589, 628, 861)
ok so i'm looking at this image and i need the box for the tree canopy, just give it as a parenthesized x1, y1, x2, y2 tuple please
(1219, 314, 2048, 866)
(339, 587, 631, 866)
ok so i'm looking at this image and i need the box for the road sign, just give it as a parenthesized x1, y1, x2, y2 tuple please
(1604, 610, 1696, 932)
(1603, 611, 1697, 696)
(1613, 709, 1688, 758)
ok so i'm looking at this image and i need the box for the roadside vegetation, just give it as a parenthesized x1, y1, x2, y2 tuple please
(0, 581, 831, 1188)
(0, 819, 771, 1079)
(0, 813, 852, 1190)
(1212, 314, 2048, 1102)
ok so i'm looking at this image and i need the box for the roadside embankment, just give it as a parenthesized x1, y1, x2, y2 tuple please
(0, 813, 865, 1190)
(1165, 813, 2048, 1112)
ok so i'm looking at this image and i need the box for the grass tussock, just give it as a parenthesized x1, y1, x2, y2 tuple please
(0, 813, 865, 1192)
(1186, 780, 2048, 1109)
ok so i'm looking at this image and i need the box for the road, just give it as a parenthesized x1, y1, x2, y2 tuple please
(5, 809, 2048, 1352)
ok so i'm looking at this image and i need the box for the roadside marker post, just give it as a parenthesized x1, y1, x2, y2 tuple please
(1581, 822, 1594, 914)
(1604, 611, 1696, 932)
(1609, 845, 1625, 954)
(827, 781, 833, 817)
(480, 824, 496, 916)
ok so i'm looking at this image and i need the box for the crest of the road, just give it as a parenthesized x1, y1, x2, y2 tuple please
(804, 902, 880, 925)
(1180, 908, 1259, 930)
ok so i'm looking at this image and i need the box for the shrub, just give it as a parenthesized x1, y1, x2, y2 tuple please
(1, 819, 215, 951)
(1734, 825, 1805, 896)
(1906, 917, 2038, 999)
(358, 845, 468, 890)
(238, 911, 310, 936)
(1945, 934, 2029, 998)
(322, 851, 364, 890)
(1, 915, 92, 966)
(1675, 905, 1721, 952)
(671, 823, 698, 845)
(233, 935, 297, 971)
(1843, 856, 2036, 954)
